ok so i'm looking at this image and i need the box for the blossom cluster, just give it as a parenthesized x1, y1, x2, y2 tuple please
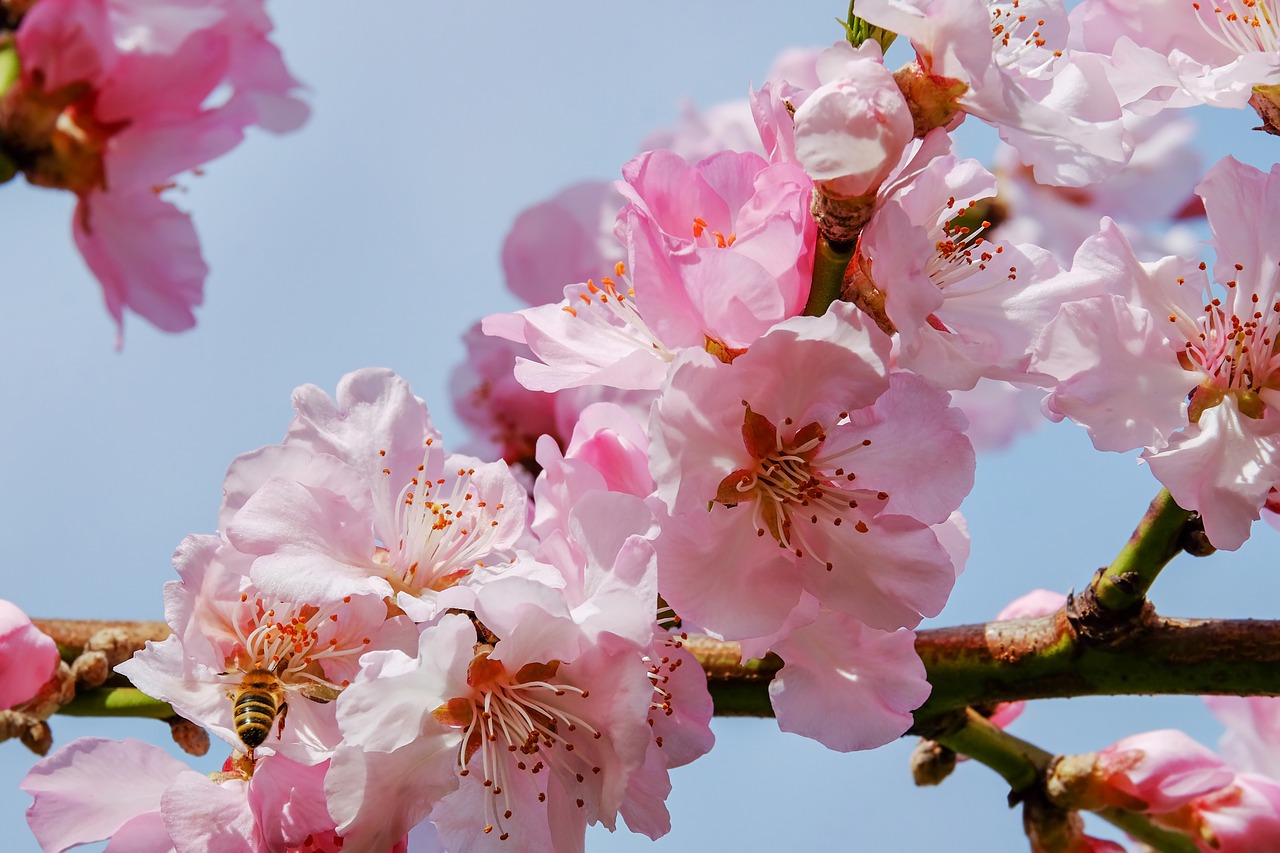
(16, 0, 1280, 849)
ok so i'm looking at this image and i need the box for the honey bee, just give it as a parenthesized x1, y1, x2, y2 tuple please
(231, 668, 289, 752)
(227, 667, 343, 753)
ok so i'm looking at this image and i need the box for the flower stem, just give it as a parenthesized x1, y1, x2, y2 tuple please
(802, 235, 854, 317)
(934, 709, 1199, 853)
(57, 687, 175, 720)
(933, 707, 1049, 791)
(1088, 489, 1198, 613)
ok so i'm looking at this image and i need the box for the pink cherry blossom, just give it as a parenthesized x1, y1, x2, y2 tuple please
(768, 607, 930, 751)
(500, 181, 626, 307)
(1072, 0, 1280, 113)
(450, 322, 563, 466)
(7, 0, 306, 338)
(993, 112, 1203, 264)
(485, 148, 815, 393)
(117, 534, 414, 762)
(1207, 696, 1280, 782)
(1166, 773, 1280, 851)
(792, 40, 914, 199)
(853, 138, 1073, 391)
(856, 0, 1130, 187)
(1035, 158, 1280, 549)
(0, 599, 59, 709)
(227, 369, 529, 619)
(331, 493, 703, 849)
(1093, 730, 1236, 814)
(530, 402, 653, 546)
(651, 303, 973, 636)
(331, 588, 667, 851)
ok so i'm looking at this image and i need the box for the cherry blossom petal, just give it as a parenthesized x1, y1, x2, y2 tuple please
(770, 610, 929, 751)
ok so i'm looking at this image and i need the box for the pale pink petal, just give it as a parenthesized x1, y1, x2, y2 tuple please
(770, 611, 929, 751)
(501, 181, 625, 307)
(1035, 295, 1195, 452)
(1146, 401, 1280, 551)
(286, 368, 440, 487)
(160, 773, 258, 853)
(1206, 696, 1280, 781)
(840, 372, 975, 524)
(21, 737, 189, 853)
(655, 505, 803, 640)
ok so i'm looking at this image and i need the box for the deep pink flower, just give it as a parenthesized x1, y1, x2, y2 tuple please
(8, 0, 306, 338)
(485, 148, 815, 393)
(0, 599, 59, 709)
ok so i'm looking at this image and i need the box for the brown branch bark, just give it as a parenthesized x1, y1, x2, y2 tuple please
(33, 614, 1280, 722)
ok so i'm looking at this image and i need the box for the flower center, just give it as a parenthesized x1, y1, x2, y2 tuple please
(376, 440, 509, 597)
(1193, 0, 1280, 55)
(989, 1, 1061, 70)
(691, 216, 737, 248)
(715, 404, 886, 569)
(559, 261, 676, 364)
(433, 653, 602, 842)
(226, 595, 369, 696)
(1168, 264, 1280, 421)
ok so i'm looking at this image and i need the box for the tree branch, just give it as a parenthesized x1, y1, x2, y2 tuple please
(40, 617, 1280, 723)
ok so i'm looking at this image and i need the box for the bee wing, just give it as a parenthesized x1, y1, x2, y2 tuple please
(299, 682, 343, 703)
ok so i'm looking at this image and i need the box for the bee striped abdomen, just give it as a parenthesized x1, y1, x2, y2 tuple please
(233, 670, 283, 749)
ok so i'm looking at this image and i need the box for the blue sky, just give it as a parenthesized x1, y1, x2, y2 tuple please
(3, 2, 1280, 849)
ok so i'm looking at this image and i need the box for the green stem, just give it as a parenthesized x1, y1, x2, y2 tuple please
(0, 41, 18, 100)
(934, 708, 1049, 791)
(1097, 807, 1200, 853)
(936, 710, 1199, 853)
(802, 236, 853, 317)
(1090, 489, 1196, 612)
(844, 0, 897, 50)
(57, 687, 175, 720)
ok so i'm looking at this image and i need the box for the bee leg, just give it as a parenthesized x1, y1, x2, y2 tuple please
(275, 701, 289, 740)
